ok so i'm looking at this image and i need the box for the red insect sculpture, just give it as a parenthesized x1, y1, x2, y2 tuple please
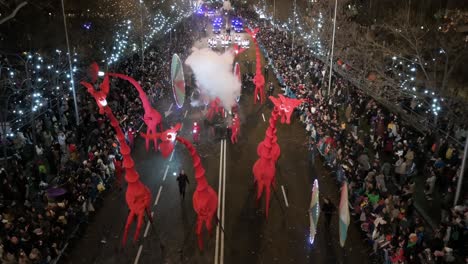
(192, 121, 200, 143)
(157, 124, 218, 250)
(230, 114, 241, 144)
(206, 97, 224, 121)
(109, 73, 163, 152)
(81, 72, 110, 115)
(246, 28, 265, 104)
(232, 43, 246, 56)
(253, 95, 302, 217)
(81, 65, 153, 246)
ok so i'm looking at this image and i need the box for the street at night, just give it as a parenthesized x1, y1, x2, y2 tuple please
(0, 1, 467, 264)
(65, 59, 370, 264)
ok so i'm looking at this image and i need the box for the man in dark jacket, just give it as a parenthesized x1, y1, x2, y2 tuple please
(177, 170, 189, 200)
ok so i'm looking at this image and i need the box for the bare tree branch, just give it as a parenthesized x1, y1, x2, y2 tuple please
(0, 1, 27, 25)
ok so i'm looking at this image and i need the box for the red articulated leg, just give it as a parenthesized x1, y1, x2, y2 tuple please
(145, 129, 151, 152)
(196, 218, 204, 251)
(265, 185, 271, 218)
(122, 211, 135, 246)
(133, 212, 145, 243)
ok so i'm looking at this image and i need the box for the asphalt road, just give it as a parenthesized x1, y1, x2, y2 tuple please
(64, 20, 371, 264)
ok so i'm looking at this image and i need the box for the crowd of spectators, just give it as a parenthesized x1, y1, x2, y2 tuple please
(0, 15, 199, 264)
(240, 7, 467, 264)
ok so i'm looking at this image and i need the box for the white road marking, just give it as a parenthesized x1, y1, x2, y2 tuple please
(143, 222, 151, 238)
(169, 151, 174, 162)
(184, 110, 188, 118)
(163, 166, 169, 181)
(257, 94, 260, 101)
(221, 139, 226, 264)
(262, 113, 266, 122)
(134, 245, 143, 264)
(138, 122, 145, 131)
(281, 185, 289, 207)
(164, 103, 174, 117)
(215, 139, 227, 264)
(214, 140, 224, 264)
(154, 186, 163, 206)
(144, 186, 163, 238)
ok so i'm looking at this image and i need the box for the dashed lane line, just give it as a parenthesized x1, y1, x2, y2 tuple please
(281, 185, 289, 207)
(154, 186, 163, 206)
(134, 245, 143, 264)
(163, 165, 169, 181)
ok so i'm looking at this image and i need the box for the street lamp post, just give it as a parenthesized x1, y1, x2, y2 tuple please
(273, 0, 276, 22)
(454, 134, 468, 206)
(139, 0, 145, 65)
(327, 0, 338, 97)
(292, 0, 297, 50)
(60, 0, 80, 125)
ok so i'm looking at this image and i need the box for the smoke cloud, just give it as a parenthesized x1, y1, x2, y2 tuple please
(185, 47, 241, 109)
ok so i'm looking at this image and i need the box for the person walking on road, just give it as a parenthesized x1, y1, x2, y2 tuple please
(321, 197, 336, 229)
(177, 170, 189, 200)
(267, 82, 274, 97)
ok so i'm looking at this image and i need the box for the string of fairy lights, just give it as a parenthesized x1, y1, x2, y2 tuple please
(105, 20, 133, 65)
(253, 3, 445, 117)
(2, 1, 193, 137)
(254, 5, 325, 57)
(105, 0, 192, 65)
(391, 55, 443, 116)
(2, 51, 79, 135)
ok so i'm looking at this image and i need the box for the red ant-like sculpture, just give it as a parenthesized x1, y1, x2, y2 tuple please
(246, 28, 266, 104)
(253, 95, 302, 217)
(82, 74, 153, 245)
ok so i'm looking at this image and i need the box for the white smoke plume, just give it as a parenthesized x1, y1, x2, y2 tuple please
(185, 47, 241, 109)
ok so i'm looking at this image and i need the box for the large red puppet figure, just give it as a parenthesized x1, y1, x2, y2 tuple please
(229, 114, 240, 144)
(253, 95, 302, 217)
(232, 43, 246, 56)
(246, 28, 266, 104)
(155, 124, 218, 250)
(109, 73, 163, 152)
(81, 65, 153, 246)
(206, 97, 224, 121)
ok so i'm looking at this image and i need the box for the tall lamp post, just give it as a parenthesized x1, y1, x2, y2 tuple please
(292, 0, 297, 50)
(273, 0, 276, 22)
(60, 0, 80, 125)
(327, 0, 338, 97)
(139, 0, 145, 65)
(454, 134, 468, 206)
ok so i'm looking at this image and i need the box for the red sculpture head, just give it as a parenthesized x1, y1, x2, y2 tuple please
(81, 70, 110, 115)
(254, 74, 265, 86)
(159, 123, 182, 158)
(269, 95, 303, 124)
(246, 28, 260, 39)
(232, 44, 246, 56)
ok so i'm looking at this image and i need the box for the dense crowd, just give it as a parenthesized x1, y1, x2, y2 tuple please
(0, 15, 199, 264)
(243, 7, 467, 263)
